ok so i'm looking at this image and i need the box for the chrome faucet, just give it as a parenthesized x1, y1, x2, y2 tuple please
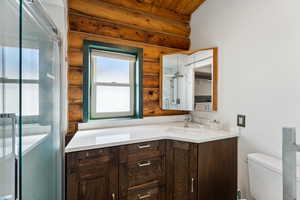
(184, 114, 192, 128)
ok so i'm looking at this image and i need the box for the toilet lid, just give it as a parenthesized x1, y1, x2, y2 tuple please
(248, 153, 300, 181)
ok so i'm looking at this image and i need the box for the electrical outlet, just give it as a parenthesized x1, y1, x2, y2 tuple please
(237, 115, 246, 127)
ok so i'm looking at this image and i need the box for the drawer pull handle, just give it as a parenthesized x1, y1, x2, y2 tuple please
(191, 177, 194, 193)
(138, 144, 151, 149)
(138, 192, 151, 199)
(137, 161, 152, 167)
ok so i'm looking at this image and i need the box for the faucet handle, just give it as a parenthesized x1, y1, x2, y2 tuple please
(185, 114, 192, 122)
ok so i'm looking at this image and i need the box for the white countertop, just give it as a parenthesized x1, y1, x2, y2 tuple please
(65, 122, 239, 153)
(1, 124, 50, 159)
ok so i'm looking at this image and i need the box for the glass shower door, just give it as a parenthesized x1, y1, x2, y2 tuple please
(0, 1, 21, 200)
(21, 1, 62, 200)
(0, 1, 62, 199)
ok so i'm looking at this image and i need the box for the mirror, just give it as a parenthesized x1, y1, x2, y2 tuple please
(160, 48, 218, 111)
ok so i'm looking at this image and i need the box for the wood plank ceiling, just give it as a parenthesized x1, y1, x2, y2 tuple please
(67, 0, 206, 139)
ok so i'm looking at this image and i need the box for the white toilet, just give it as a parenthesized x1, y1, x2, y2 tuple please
(248, 153, 300, 200)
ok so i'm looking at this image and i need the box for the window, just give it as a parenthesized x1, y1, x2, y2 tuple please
(83, 40, 143, 120)
(0, 47, 39, 122)
(91, 50, 135, 118)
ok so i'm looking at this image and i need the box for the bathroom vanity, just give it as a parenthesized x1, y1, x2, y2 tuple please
(65, 122, 238, 200)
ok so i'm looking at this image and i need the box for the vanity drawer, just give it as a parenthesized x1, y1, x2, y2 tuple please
(119, 156, 166, 197)
(123, 186, 166, 200)
(67, 148, 118, 171)
(77, 148, 113, 160)
(119, 140, 166, 163)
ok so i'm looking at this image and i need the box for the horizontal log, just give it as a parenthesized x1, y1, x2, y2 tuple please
(99, 0, 190, 23)
(143, 73, 159, 88)
(68, 32, 181, 61)
(69, 65, 83, 71)
(68, 49, 83, 66)
(68, 86, 83, 104)
(69, 13, 190, 49)
(69, 31, 181, 52)
(144, 88, 159, 102)
(68, 68, 83, 86)
(171, 0, 190, 14)
(143, 61, 160, 74)
(69, 0, 190, 37)
(161, 0, 184, 11)
(68, 104, 83, 121)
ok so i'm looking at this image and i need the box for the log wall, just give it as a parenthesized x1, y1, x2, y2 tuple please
(67, 0, 191, 137)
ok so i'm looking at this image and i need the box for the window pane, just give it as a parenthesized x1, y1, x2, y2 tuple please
(96, 86, 131, 113)
(4, 84, 18, 114)
(0, 46, 3, 78)
(0, 83, 2, 113)
(95, 56, 130, 83)
(4, 47, 39, 80)
(4, 83, 39, 116)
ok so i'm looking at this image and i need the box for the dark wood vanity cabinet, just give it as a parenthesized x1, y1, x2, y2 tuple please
(166, 141, 198, 200)
(197, 138, 237, 200)
(166, 138, 237, 200)
(66, 148, 118, 200)
(66, 138, 237, 200)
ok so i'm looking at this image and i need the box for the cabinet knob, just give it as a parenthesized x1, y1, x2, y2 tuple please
(112, 193, 116, 200)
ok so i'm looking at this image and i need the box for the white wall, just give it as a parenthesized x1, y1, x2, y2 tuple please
(191, 0, 300, 198)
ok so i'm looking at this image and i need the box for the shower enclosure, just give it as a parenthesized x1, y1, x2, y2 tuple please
(0, 0, 63, 200)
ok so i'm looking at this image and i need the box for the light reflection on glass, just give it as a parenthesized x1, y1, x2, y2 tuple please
(96, 86, 131, 113)
(0, 47, 39, 116)
(95, 56, 130, 83)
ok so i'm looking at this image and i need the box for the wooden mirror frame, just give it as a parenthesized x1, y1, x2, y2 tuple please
(160, 47, 218, 111)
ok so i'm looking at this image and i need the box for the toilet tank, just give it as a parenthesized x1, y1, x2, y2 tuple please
(248, 153, 300, 200)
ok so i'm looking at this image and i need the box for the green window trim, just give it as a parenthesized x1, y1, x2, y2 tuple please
(83, 40, 143, 122)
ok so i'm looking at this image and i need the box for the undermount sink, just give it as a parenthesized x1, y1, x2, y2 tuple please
(166, 122, 224, 136)
(167, 123, 206, 134)
(176, 122, 205, 129)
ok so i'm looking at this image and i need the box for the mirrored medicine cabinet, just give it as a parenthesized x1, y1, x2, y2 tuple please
(160, 47, 218, 112)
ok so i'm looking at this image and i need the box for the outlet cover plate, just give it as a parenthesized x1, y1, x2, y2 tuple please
(237, 115, 246, 127)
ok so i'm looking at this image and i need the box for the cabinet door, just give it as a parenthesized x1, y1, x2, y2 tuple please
(166, 140, 198, 200)
(198, 138, 237, 200)
(66, 148, 118, 200)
